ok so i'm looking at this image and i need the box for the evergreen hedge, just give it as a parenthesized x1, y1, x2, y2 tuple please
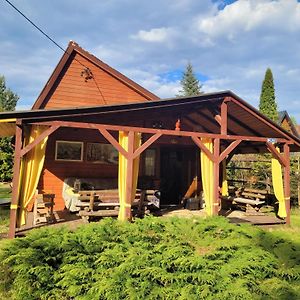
(0, 217, 299, 299)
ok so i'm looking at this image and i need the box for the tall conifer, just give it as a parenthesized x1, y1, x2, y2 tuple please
(259, 68, 278, 122)
(178, 63, 203, 96)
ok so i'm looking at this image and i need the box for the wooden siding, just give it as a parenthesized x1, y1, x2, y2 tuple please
(39, 128, 119, 210)
(42, 52, 151, 109)
(38, 125, 196, 210)
(281, 118, 293, 134)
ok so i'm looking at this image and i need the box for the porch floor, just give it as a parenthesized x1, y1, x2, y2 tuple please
(15, 206, 285, 237)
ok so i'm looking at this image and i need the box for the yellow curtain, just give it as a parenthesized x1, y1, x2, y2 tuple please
(118, 131, 141, 221)
(271, 147, 287, 218)
(200, 138, 214, 216)
(222, 160, 229, 196)
(17, 125, 49, 226)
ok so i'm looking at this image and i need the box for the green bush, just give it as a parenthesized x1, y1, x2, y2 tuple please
(0, 217, 299, 299)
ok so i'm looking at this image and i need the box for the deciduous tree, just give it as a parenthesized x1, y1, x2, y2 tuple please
(0, 75, 18, 182)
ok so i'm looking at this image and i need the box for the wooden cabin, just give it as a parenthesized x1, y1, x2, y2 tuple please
(278, 111, 299, 138)
(1, 42, 300, 238)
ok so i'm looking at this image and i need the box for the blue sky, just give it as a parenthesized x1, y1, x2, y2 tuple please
(1, 0, 300, 122)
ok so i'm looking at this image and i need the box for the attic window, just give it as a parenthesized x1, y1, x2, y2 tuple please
(81, 67, 93, 82)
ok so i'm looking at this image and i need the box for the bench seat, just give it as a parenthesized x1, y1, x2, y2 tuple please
(223, 187, 267, 212)
(232, 197, 265, 206)
(75, 189, 158, 221)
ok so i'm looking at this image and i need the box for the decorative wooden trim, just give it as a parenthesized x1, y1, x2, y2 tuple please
(133, 133, 162, 159)
(266, 142, 287, 167)
(8, 121, 23, 238)
(98, 128, 128, 159)
(30, 120, 291, 144)
(20, 124, 60, 157)
(219, 140, 242, 163)
(191, 136, 216, 162)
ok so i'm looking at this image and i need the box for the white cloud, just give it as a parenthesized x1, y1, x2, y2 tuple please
(1, 0, 300, 122)
(131, 27, 174, 43)
(197, 0, 300, 41)
(121, 68, 180, 98)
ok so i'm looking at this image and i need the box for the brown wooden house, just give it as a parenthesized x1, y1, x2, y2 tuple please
(278, 111, 299, 138)
(1, 42, 300, 238)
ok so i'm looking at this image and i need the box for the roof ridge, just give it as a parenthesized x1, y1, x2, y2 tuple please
(31, 41, 159, 109)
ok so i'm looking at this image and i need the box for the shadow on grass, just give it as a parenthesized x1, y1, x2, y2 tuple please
(253, 227, 300, 300)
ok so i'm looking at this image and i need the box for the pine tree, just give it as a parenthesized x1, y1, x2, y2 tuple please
(0, 75, 19, 181)
(259, 68, 278, 122)
(178, 63, 203, 97)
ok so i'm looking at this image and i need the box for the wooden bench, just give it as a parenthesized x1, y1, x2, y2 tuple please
(224, 187, 267, 213)
(76, 189, 157, 222)
(33, 193, 55, 226)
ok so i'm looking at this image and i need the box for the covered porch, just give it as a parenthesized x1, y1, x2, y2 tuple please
(1, 91, 299, 238)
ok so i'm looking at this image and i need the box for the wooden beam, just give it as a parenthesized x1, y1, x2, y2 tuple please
(20, 124, 60, 157)
(191, 136, 216, 162)
(215, 114, 221, 126)
(183, 115, 212, 133)
(213, 138, 220, 215)
(229, 96, 295, 142)
(98, 127, 128, 158)
(30, 120, 290, 144)
(266, 142, 287, 167)
(8, 121, 23, 239)
(133, 133, 162, 159)
(219, 140, 242, 163)
(226, 151, 236, 165)
(228, 113, 262, 137)
(196, 110, 219, 129)
(283, 143, 291, 225)
(221, 100, 228, 135)
(197, 109, 239, 136)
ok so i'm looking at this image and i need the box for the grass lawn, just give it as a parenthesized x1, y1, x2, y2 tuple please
(0, 182, 11, 199)
(0, 179, 299, 299)
(0, 183, 11, 236)
(0, 210, 299, 300)
(267, 208, 300, 244)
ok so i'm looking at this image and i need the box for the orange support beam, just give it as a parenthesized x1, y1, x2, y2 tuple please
(220, 100, 228, 135)
(191, 136, 216, 162)
(20, 124, 60, 157)
(219, 140, 241, 163)
(266, 142, 287, 167)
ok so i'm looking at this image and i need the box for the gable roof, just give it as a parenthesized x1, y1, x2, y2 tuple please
(278, 110, 299, 137)
(32, 41, 159, 109)
(2, 90, 300, 152)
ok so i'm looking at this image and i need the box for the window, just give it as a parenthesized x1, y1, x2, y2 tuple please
(144, 149, 156, 176)
(86, 143, 118, 164)
(55, 141, 83, 162)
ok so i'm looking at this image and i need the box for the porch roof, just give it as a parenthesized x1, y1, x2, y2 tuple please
(0, 90, 300, 153)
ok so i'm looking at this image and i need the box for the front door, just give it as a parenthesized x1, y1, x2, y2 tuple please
(160, 147, 197, 206)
